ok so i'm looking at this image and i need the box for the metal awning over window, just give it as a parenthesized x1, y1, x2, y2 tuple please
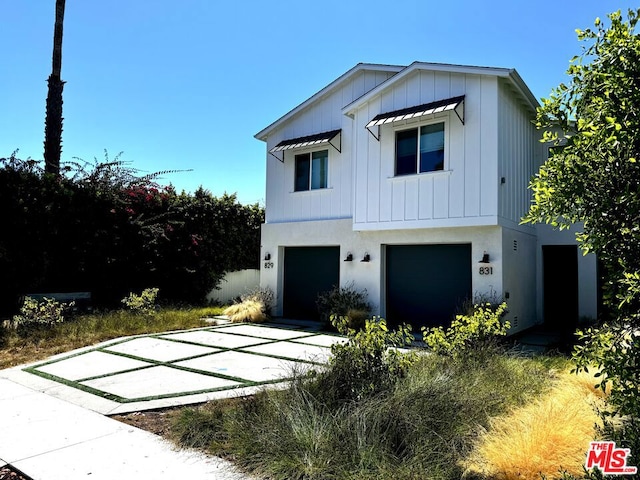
(366, 95, 465, 140)
(269, 129, 341, 162)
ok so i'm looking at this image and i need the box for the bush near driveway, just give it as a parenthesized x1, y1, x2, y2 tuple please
(170, 321, 561, 480)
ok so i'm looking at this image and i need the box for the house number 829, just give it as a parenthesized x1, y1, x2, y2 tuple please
(264, 262, 274, 269)
(479, 266, 493, 275)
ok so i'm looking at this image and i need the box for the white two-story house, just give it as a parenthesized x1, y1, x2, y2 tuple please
(255, 62, 598, 333)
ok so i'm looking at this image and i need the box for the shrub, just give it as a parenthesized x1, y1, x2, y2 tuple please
(170, 348, 557, 480)
(11, 296, 74, 330)
(241, 286, 274, 315)
(422, 302, 510, 358)
(572, 321, 640, 455)
(0, 154, 265, 313)
(121, 288, 159, 316)
(316, 282, 371, 328)
(222, 286, 274, 323)
(317, 316, 416, 404)
(456, 289, 504, 316)
(223, 300, 268, 323)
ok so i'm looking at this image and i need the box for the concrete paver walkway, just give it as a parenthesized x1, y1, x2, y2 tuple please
(1, 320, 342, 415)
(0, 320, 343, 479)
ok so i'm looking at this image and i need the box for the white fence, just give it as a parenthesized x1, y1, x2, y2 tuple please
(206, 269, 260, 305)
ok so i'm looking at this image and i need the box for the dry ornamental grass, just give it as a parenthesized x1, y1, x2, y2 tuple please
(463, 370, 607, 479)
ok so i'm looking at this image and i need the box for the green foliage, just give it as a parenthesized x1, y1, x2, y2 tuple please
(121, 288, 159, 316)
(316, 282, 371, 327)
(422, 302, 509, 357)
(319, 316, 416, 404)
(170, 352, 554, 480)
(523, 9, 640, 310)
(11, 296, 74, 329)
(573, 323, 640, 419)
(0, 152, 264, 313)
(522, 9, 640, 443)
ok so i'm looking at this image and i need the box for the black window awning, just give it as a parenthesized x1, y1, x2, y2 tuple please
(366, 95, 464, 140)
(269, 129, 341, 162)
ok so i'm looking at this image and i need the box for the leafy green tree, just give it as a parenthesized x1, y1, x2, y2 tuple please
(523, 9, 640, 444)
(526, 9, 640, 309)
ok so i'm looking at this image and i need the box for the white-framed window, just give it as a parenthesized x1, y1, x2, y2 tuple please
(395, 121, 445, 176)
(294, 150, 328, 191)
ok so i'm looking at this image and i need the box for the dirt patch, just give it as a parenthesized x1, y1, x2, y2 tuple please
(111, 408, 178, 437)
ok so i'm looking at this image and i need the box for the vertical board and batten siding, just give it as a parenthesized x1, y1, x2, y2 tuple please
(353, 71, 500, 230)
(497, 80, 540, 229)
(264, 69, 396, 224)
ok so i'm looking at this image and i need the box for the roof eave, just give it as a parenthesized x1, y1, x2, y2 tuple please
(342, 62, 539, 116)
(505, 68, 540, 112)
(255, 63, 405, 142)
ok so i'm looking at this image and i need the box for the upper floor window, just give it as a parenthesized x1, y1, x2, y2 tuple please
(295, 150, 328, 191)
(395, 122, 445, 176)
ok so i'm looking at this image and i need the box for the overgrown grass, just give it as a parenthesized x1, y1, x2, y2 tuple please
(0, 306, 225, 369)
(170, 352, 566, 480)
(464, 370, 605, 479)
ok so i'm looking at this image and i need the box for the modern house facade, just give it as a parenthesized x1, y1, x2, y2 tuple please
(255, 62, 598, 333)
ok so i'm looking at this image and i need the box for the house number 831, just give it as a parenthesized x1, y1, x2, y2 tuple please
(479, 266, 493, 275)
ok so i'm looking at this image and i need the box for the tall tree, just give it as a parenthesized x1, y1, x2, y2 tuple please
(43, 0, 66, 175)
(524, 9, 640, 443)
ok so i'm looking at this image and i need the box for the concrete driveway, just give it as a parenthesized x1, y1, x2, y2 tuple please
(0, 319, 343, 479)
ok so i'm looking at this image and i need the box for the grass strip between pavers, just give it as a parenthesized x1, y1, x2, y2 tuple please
(22, 324, 332, 404)
(24, 364, 304, 403)
(148, 333, 275, 350)
(22, 367, 130, 403)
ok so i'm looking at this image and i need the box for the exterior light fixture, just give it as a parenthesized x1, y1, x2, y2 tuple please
(361, 253, 371, 262)
(479, 252, 490, 263)
(264, 253, 271, 261)
(344, 252, 353, 262)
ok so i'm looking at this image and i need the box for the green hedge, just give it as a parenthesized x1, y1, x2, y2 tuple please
(0, 154, 263, 314)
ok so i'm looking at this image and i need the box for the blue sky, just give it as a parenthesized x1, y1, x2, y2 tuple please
(1, 1, 637, 204)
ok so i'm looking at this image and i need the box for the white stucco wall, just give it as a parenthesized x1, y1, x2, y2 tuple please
(261, 218, 505, 319)
(501, 227, 538, 333)
(535, 223, 598, 322)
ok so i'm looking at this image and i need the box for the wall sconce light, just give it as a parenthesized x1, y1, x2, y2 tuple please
(479, 252, 490, 263)
(361, 253, 371, 262)
(344, 252, 353, 262)
(264, 253, 271, 261)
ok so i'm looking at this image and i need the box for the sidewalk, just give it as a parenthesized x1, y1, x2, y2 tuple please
(0, 320, 342, 479)
(0, 378, 250, 480)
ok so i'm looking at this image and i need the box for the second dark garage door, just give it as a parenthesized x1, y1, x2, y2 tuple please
(386, 244, 472, 329)
(283, 246, 340, 320)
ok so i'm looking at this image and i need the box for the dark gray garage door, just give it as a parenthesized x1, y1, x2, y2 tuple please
(283, 246, 340, 320)
(386, 244, 472, 329)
